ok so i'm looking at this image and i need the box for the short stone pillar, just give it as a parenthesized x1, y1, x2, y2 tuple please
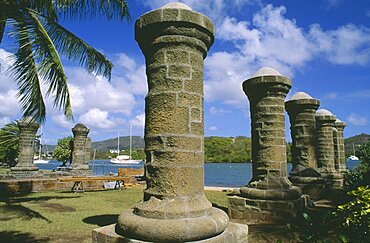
(315, 109, 342, 188)
(334, 119, 347, 175)
(285, 92, 325, 198)
(92, 3, 248, 243)
(11, 117, 40, 177)
(71, 123, 91, 175)
(228, 67, 303, 225)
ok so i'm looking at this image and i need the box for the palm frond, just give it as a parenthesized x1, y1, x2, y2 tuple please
(55, 0, 130, 21)
(0, 12, 6, 44)
(36, 12, 112, 79)
(26, 10, 73, 120)
(0, 120, 20, 148)
(7, 17, 47, 123)
(27, 0, 59, 22)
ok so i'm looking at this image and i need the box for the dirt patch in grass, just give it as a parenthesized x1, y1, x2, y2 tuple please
(37, 202, 76, 213)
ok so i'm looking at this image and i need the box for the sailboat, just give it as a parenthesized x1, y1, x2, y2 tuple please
(347, 144, 359, 161)
(33, 126, 50, 164)
(110, 125, 142, 165)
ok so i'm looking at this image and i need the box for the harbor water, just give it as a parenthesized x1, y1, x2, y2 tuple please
(37, 160, 361, 188)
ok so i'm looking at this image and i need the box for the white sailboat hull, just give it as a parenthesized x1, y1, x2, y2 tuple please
(33, 159, 50, 164)
(110, 159, 142, 164)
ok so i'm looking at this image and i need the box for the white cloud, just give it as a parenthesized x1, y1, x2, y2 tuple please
(130, 113, 145, 128)
(141, 0, 257, 24)
(204, 51, 250, 106)
(324, 0, 344, 8)
(209, 126, 218, 131)
(0, 117, 11, 127)
(51, 114, 74, 128)
(327, 92, 338, 99)
(309, 24, 370, 65)
(0, 89, 21, 116)
(347, 113, 368, 126)
(204, 4, 370, 107)
(79, 108, 124, 129)
(209, 106, 231, 116)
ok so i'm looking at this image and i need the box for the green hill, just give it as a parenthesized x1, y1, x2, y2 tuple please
(344, 133, 370, 156)
(91, 136, 144, 151)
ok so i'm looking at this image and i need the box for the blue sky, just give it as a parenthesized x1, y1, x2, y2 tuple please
(0, 0, 370, 144)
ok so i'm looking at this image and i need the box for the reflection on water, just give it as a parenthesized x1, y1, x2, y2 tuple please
(36, 160, 361, 188)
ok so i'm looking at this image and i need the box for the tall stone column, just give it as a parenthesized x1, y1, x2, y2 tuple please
(71, 123, 91, 175)
(229, 67, 303, 224)
(94, 3, 247, 243)
(334, 119, 347, 174)
(315, 109, 342, 187)
(11, 117, 40, 177)
(285, 92, 325, 198)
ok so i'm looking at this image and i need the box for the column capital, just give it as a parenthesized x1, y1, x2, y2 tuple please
(315, 109, 336, 124)
(243, 67, 291, 98)
(18, 116, 39, 132)
(285, 92, 320, 113)
(334, 119, 347, 130)
(72, 123, 90, 137)
(135, 3, 214, 56)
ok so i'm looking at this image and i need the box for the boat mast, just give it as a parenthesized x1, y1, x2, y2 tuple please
(130, 124, 133, 159)
(39, 126, 43, 159)
(117, 132, 120, 156)
(353, 143, 356, 156)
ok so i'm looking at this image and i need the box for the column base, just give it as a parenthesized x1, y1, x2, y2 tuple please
(11, 166, 42, 178)
(92, 222, 248, 243)
(289, 176, 326, 200)
(228, 195, 304, 225)
(117, 207, 229, 242)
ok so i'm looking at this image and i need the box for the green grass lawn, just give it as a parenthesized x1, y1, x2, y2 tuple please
(0, 186, 229, 243)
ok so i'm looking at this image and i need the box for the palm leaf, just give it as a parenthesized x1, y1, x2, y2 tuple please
(0, 12, 6, 44)
(7, 17, 47, 123)
(38, 13, 112, 79)
(25, 10, 73, 120)
(0, 121, 20, 148)
(55, 0, 130, 21)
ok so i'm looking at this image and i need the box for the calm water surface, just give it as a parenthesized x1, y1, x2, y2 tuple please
(37, 160, 361, 187)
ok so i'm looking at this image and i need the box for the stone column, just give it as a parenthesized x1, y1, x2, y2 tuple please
(285, 92, 325, 198)
(228, 67, 303, 224)
(11, 117, 40, 177)
(315, 109, 342, 187)
(334, 119, 347, 174)
(71, 123, 91, 175)
(100, 3, 248, 243)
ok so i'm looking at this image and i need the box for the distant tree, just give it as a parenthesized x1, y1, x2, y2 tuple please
(53, 136, 72, 166)
(204, 136, 252, 163)
(0, 120, 20, 167)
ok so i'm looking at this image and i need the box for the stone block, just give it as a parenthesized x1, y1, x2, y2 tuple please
(228, 195, 303, 225)
(92, 222, 248, 243)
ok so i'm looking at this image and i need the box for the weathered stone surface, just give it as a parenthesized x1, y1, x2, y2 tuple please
(11, 117, 39, 175)
(285, 92, 326, 198)
(229, 67, 303, 224)
(109, 3, 245, 242)
(228, 195, 303, 225)
(286, 92, 320, 171)
(334, 119, 347, 174)
(92, 222, 248, 243)
(71, 123, 91, 174)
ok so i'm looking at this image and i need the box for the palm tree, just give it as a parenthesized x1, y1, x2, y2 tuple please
(0, 120, 21, 167)
(0, 0, 130, 123)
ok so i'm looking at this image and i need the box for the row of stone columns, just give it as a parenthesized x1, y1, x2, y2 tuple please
(228, 67, 347, 224)
(286, 94, 347, 198)
(10, 119, 91, 177)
